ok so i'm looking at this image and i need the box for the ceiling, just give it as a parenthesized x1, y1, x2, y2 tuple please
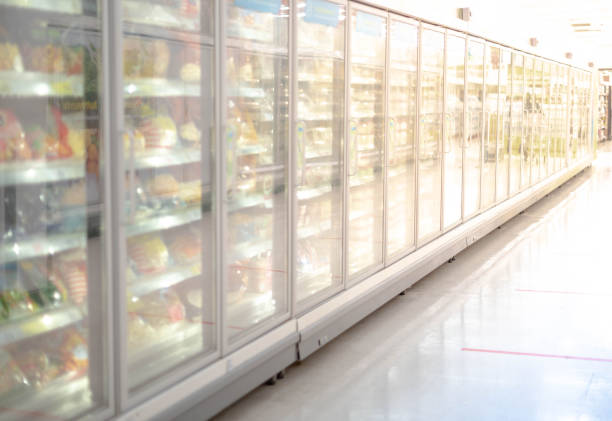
(379, 0, 612, 69)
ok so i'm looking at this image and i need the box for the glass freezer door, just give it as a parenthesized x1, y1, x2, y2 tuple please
(510, 53, 523, 195)
(464, 40, 483, 218)
(296, 0, 345, 307)
(122, 0, 216, 391)
(483, 45, 499, 209)
(522, 56, 533, 188)
(0, 1, 108, 419)
(386, 17, 417, 258)
(417, 27, 444, 242)
(225, 0, 289, 341)
(347, 6, 386, 279)
(443, 33, 465, 230)
(497, 49, 511, 202)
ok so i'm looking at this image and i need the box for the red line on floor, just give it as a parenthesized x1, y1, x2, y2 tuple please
(515, 288, 610, 296)
(462, 347, 612, 363)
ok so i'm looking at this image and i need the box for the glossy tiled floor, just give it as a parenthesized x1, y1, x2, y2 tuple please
(215, 145, 612, 421)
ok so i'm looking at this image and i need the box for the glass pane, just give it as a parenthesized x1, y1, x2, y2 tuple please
(532, 59, 543, 182)
(522, 56, 533, 188)
(551, 65, 561, 173)
(483, 45, 499, 208)
(510, 53, 523, 195)
(225, 0, 289, 340)
(464, 40, 483, 217)
(122, 1, 216, 389)
(559, 67, 568, 168)
(417, 28, 444, 241)
(387, 19, 417, 257)
(296, 0, 345, 305)
(443, 34, 464, 229)
(497, 50, 511, 201)
(570, 70, 578, 163)
(0, 1, 107, 418)
(348, 9, 385, 278)
(543, 62, 552, 176)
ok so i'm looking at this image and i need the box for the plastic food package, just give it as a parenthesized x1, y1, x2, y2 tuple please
(148, 173, 180, 198)
(166, 228, 201, 264)
(0, 349, 29, 396)
(138, 114, 178, 149)
(0, 109, 30, 162)
(0, 42, 23, 71)
(123, 129, 146, 155)
(127, 234, 169, 274)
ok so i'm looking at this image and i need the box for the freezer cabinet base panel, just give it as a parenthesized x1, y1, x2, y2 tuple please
(175, 344, 297, 421)
(297, 158, 590, 361)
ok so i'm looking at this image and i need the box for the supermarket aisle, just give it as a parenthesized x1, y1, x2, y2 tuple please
(214, 145, 612, 421)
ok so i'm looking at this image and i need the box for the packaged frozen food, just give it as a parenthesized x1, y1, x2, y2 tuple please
(64, 46, 84, 75)
(26, 44, 64, 74)
(123, 38, 143, 78)
(139, 114, 178, 149)
(0, 349, 29, 396)
(0, 289, 37, 321)
(59, 258, 88, 306)
(57, 329, 88, 374)
(177, 180, 202, 205)
(179, 121, 201, 145)
(148, 173, 180, 198)
(0, 42, 23, 71)
(13, 349, 60, 388)
(124, 38, 170, 78)
(137, 289, 186, 328)
(123, 129, 146, 155)
(127, 314, 157, 349)
(0, 109, 31, 162)
(166, 228, 201, 264)
(127, 234, 169, 274)
(45, 106, 73, 160)
(180, 62, 200, 82)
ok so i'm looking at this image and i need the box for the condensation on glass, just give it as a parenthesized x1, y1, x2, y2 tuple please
(417, 27, 444, 241)
(122, 0, 216, 390)
(225, 0, 289, 342)
(347, 8, 386, 278)
(387, 17, 417, 258)
(464, 40, 483, 218)
(296, 0, 345, 306)
(0, 0, 108, 418)
(443, 34, 465, 229)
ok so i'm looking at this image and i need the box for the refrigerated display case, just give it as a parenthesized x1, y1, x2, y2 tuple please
(483, 44, 498, 209)
(443, 32, 465, 229)
(417, 25, 443, 242)
(510, 52, 523, 195)
(0, 1, 597, 419)
(464, 39, 483, 217)
(497, 49, 511, 201)
(0, 1, 109, 419)
(295, 0, 345, 308)
(121, 0, 216, 392)
(347, 5, 386, 279)
(225, 0, 289, 342)
(386, 16, 417, 259)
